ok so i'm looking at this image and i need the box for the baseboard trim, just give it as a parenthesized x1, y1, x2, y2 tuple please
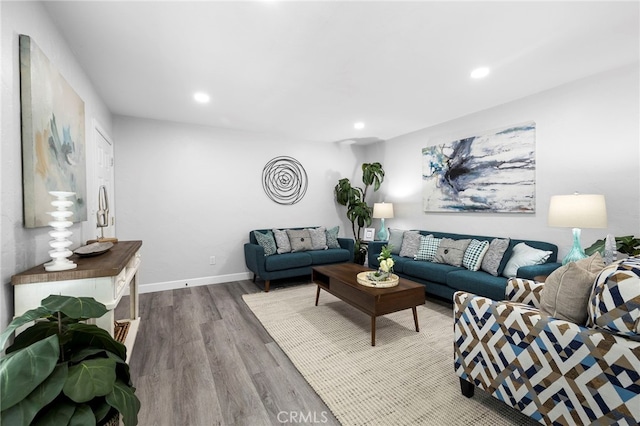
(132, 272, 253, 294)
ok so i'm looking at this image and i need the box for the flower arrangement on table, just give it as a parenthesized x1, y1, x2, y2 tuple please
(368, 245, 395, 282)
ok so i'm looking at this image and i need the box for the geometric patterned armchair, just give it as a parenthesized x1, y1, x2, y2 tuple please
(454, 257, 640, 425)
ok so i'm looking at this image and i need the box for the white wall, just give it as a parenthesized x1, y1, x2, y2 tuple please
(113, 117, 362, 291)
(1, 1, 113, 330)
(367, 65, 640, 260)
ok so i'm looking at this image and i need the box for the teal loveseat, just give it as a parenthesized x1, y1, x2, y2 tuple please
(368, 230, 560, 301)
(245, 227, 354, 292)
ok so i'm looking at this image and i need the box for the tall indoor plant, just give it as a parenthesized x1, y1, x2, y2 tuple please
(0, 295, 140, 426)
(335, 162, 385, 264)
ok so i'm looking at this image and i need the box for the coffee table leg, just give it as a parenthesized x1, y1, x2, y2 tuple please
(315, 285, 321, 306)
(371, 316, 376, 346)
(412, 307, 419, 332)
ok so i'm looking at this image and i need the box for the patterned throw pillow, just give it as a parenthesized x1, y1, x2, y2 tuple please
(481, 238, 510, 276)
(399, 231, 421, 258)
(502, 243, 553, 277)
(286, 229, 313, 252)
(433, 238, 471, 267)
(588, 257, 640, 339)
(415, 235, 440, 261)
(388, 229, 406, 254)
(462, 239, 490, 271)
(272, 229, 291, 254)
(254, 230, 277, 256)
(325, 226, 340, 249)
(308, 227, 328, 250)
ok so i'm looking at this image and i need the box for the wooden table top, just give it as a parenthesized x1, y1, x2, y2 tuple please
(312, 262, 423, 294)
(12, 240, 143, 285)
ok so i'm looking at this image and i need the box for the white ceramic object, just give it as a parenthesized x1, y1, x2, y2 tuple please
(44, 191, 77, 271)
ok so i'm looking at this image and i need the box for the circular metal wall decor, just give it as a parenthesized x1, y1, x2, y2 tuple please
(262, 156, 308, 205)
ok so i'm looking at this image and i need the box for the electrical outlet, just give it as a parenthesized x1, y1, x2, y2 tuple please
(209, 256, 216, 265)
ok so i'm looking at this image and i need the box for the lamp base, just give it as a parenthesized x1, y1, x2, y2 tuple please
(377, 218, 389, 241)
(562, 227, 587, 265)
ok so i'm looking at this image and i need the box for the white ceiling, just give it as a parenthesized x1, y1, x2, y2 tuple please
(43, 1, 639, 143)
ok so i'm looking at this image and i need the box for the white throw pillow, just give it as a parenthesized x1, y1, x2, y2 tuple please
(502, 242, 553, 277)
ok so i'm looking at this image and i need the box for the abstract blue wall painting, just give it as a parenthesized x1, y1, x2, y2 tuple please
(20, 35, 87, 228)
(422, 122, 535, 213)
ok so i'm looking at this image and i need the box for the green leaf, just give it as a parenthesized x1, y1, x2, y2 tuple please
(64, 358, 116, 403)
(6, 322, 59, 354)
(0, 335, 59, 410)
(32, 401, 75, 426)
(65, 323, 127, 361)
(0, 307, 52, 351)
(68, 404, 96, 426)
(41, 295, 108, 320)
(106, 379, 140, 426)
(0, 363, 67, 425)
(92, 400, 113, 424)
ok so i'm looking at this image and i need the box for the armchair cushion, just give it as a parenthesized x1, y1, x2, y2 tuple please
(589, 257, 640, 340)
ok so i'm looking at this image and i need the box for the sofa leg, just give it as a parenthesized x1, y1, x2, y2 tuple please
(252, 273, 256, 283)
(264, 280, 270, 292)
(460, 378, 475, 398)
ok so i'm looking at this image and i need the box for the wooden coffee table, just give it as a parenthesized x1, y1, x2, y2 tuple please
(312, 263, 426, 346)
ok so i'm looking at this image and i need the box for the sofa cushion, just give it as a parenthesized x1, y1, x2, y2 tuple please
(588, 257, 640, 340)
(481, 238, 510, 276)
(447, 269, 507, 301)
(462, 239, 490, 271)
(389, 255, 411, 273)
(287, 229, 313, 252)
(434, 238, 471, 267)
(415, 235, 439, 261)
(502, 242, 553, 277)
(539, 253, 605, 324)
(254, 230, 277, 256)
(325, 226, 340, 249)
(272, 229, 292, 254)
(399, 231, 421, 258)
(264, 252, 312, 272)
(404, 260, 462, 284)
(308, 227, 328, 250)
(308, 248, 351, 265)
(388, 229, 406, 254)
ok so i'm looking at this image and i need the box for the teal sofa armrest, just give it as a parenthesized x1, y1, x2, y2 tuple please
(338, 238, 355, 262)
(367, 241, 387, 267)
(516, 262, 562, 280)
(244, 243, 266, 277)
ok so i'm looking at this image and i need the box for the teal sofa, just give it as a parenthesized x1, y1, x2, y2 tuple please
(245, 227, 354, 292)
(368, 230, 560, 301)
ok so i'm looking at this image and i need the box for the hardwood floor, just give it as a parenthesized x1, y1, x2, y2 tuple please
(115, 279, 339, 426)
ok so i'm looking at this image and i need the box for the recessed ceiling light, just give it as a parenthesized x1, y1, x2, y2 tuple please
(470, 67, 490, 79)
(193, 92, 210, 103)
(354, 122, 365, 130)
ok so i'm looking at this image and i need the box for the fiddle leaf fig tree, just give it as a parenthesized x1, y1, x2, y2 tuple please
(0, 295, 140, 426)
(335, 162, 385, 263)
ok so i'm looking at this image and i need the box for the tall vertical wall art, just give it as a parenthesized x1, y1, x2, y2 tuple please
(422, 122, 536, 213)
(19, 34, 87, 228)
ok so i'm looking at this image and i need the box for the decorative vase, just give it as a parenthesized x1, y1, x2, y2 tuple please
(44, 191, 77, 272)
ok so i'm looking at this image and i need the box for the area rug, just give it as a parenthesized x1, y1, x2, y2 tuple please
(243, 284, 538, 426)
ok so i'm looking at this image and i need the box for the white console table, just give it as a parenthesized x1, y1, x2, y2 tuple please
(12, 240, 142, 358)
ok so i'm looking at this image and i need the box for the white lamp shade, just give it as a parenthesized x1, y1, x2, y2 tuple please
(548, 194, 607, 228)
(373, 203, 394, 219)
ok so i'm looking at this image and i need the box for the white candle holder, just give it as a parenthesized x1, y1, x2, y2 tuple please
(44, 191, 77, 271)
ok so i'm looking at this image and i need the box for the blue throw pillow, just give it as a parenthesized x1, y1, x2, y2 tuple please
(325, 226, 340, 249)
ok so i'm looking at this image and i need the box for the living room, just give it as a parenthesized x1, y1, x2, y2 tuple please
(1, 1, 639, 425)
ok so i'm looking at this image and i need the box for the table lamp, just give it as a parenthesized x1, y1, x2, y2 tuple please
(548, 193, 607, 264)
(373, 202, 394, 241)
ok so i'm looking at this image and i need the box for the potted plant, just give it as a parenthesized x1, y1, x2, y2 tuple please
(585, 235, 640, 257)
(0, 295, 140, 425)
(334, 162, 385, 264)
